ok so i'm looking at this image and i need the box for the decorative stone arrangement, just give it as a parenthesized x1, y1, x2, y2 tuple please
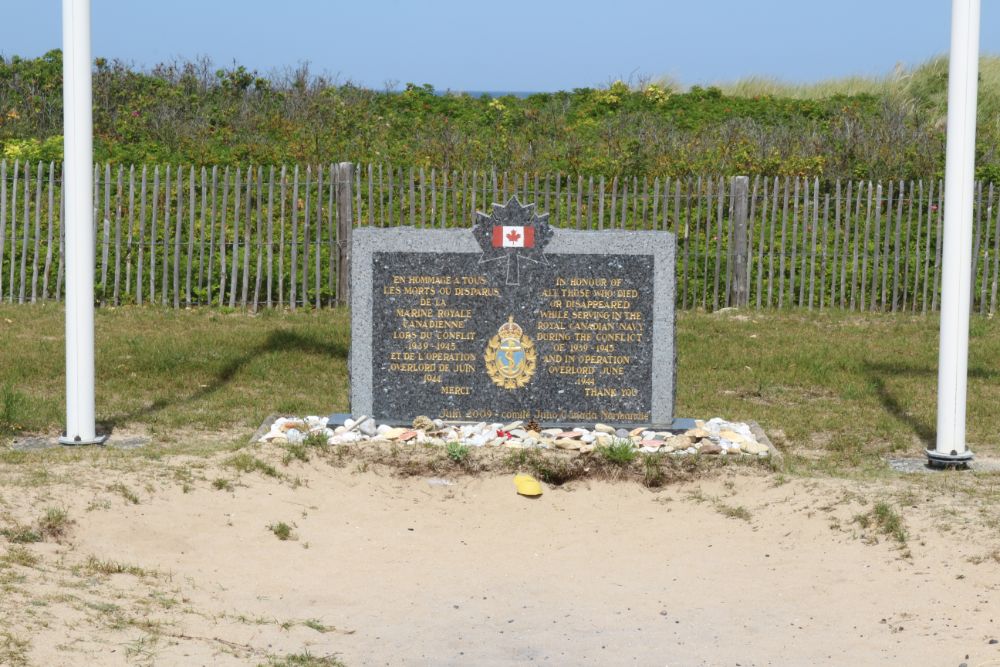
(258, 415, 771, 458)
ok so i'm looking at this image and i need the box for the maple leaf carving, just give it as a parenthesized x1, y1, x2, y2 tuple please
(506, 229, 521, 243)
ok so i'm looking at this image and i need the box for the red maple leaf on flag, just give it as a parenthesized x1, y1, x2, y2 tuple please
(506, 229, 521, 243)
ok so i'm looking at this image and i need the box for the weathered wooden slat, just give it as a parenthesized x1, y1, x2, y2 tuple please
(818, 193, 829, 310)
(839, 181, 853, 309)
(254, 167, 265, 312)
(798, 177, 810, 307)
(278, 166, 286, 308)
(875, 182, 888, 311)
(430, 168, 437, 228)
(830, 180, 841, 308)
(196, 167, 207, 303)
(745, 176, 758, 306)
(124, 165, 135, 298)
(808, 178, 819, 310)
(859, 181, 873, 311)
(902, 181, 914, 312)
(598, 176, 605, 231)
(931, 180, 944, 312)
(0, 160, 6, 303)
(778, 178, 792, 308)
(336, 162, 354, 306)
(463, 170, 470, 225)
(912, 180, 924, 312)
(702, 177, 713, 309)
(979, 182, 992, 315)
(786, 178, 800, 307)
(161, 166, 171, 306)
(91, 162, 98, 260)
(922, 180, 934, 313)
(620, 177, 629, 231)
(233, 166, 254, 309)
(55, 163, 65, 301)
(892, 180, 904, 311)
(632, 176, 640, 228)
(173, 166, 183, 309)
(971, 180, 983, 311)
(96, 162, 109, 304)
(386, 164, 394, 228)
(301, 166, 311, 309)
(778, 177, 799, 308)
(991, 181, 1000, 314)
(441, 169, 448, 228)
(879, 181, 892, 311)
(42, 162, 56, 300)
(651, 177, 660, 230)
(587, 175, 594, 229)
(848, 181, 862, 310)
(238, 165, 251, 309)
(314, 165, 323, 309)
(678, 179, 689, 308)
(662, 177, 671, 232)
(419, 167, 426, 228)
(723, 176, 734, 305)
(0, 160, 7, 303)
(355, 163, 362, 231)
(183, 166, 194, 306)
(768, 177, 782, 308)
(8, 159, 18, 303)
(30, 161, 43, 303)
(149, 166, 159, 303)
(18, 163, 37, 303)
(205, 166, 217, 306)
(755, 177, 769, 309)
(109, 165, 121, 304)
(379, 163, 385, 227)
(470, 170, 478, 224)
(289, 166, 297, 310)
(326, 162, 340, 306)
(409, 168, 416, 226)
(226, 167, 239, 308)
(31, 160, 44, 303)
(608, 176, 617, 229)
(266, 166, 275, 308)
(219, 167, 229, 306)
(554, 172, 562, 227)
(729, 176, 750, 307)
(250, 167, 263, 310)
(367, 163, 374, 227)
(576, 175, 583, 229)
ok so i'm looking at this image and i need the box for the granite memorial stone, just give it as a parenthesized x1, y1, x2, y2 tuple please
(350, 196, 675, 426)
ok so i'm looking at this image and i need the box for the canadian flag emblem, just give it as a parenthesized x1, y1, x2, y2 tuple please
(492, 225, 535, 248)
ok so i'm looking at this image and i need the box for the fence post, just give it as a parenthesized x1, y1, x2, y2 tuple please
(336, 161, 354, 306)
(729, 175, 750, 307)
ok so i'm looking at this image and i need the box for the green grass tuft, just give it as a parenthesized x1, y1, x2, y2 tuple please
(107, 482, 140, 505)
(445, 442, 470, 464)
(227, 452, 280, 478)
(597, 438, 637, 466)
(269, 522, 294, 541)
(262, 652, 345, 667)
(1, 546, 39, 568)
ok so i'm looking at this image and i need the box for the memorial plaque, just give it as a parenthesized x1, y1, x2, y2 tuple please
(350, 197, 675, 426)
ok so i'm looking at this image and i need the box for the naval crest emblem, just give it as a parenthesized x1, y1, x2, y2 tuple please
(485, 316, 536, 389)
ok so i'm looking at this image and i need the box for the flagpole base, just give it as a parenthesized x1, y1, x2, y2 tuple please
(926, 448, 974, 469)
(59, 433, 109, 447)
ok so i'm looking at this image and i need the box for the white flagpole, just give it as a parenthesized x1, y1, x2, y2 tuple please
(60, 0, 106, 445)
(931, 0, 980, 466)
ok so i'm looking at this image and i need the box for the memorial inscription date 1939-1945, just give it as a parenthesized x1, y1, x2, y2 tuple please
(351, 197, 676, 427)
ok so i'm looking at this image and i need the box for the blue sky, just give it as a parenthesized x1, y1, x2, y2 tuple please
(3, 0, 999, 91)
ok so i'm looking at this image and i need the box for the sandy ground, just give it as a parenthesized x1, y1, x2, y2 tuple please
(3, 449, 1000, 666)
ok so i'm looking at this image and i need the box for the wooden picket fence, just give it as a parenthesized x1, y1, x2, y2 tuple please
(2, 158, 999, 315)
